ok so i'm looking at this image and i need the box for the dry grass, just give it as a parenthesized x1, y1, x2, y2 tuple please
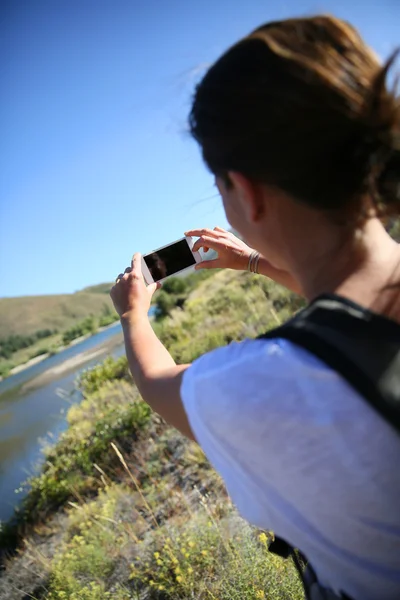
(0, 291, 114, 339)
(0, 269, 307, 599)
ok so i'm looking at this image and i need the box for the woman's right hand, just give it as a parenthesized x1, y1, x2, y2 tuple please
(186, 227, 253, 271)
(186, 226, 302, 294)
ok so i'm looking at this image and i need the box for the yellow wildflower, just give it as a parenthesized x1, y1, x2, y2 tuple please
(184, 552, 190, 558)
(149, 580, 155, 587)
(259, 532, 268, 545)
(175, 566, 181, 574)
(201, 550, 208, 556)
(176, 575, 183, 583)
(154, 551, 160, 559)
(187, 567, 193, 574)
(158, 585, 164, 591)
(156, 559, 163, 566)
(188, 541, 195, 548)
(255, 591, 265, 599)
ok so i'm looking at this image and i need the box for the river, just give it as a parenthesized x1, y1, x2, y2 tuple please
(0, 322, 127, 524)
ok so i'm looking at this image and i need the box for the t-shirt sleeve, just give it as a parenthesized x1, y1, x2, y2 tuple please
(181, 338, 290, 458)
(180, 338, 292, 518)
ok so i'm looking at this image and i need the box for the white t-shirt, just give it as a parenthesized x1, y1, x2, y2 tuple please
(181, 338, 400, 600)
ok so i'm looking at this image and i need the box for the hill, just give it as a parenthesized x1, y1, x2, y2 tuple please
(0, 268, 304, 599)
(0, 288, 115, 339)
(80, 283, 114, 294)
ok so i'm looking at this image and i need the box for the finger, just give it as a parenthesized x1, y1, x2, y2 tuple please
(214, 226, 228, 234)
(147, 282, 159, 298)
(131, 252, 142, 272)
(185, 228, 220, 239)
(192, 236, 228, 254)
(124, 267, 132, 274)
(195, 258, 221, 270)
(116, 273, 124, 282)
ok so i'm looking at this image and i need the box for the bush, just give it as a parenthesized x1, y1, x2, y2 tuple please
(161, 277, 188, 295)
(77, 356, 130, 396)
(20, 382, 151, 520)
(98, 313, 119, 327)
(153, 271, 218, 320)
(0, 328, 55, 358)
(154, 290, 177, 319)
(388, 218, 400, 242)
(0, 361, 13, 378)
(29, 346, 50, 360)
(63, 316, 98, 345)
(130, 513, 302, 599)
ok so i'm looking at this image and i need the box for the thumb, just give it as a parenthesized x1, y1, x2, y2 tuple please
(195, 259, 220, 270)
(147, 281, 161, 297)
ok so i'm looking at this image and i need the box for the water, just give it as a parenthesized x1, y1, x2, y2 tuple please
(0, 322, 127, 523)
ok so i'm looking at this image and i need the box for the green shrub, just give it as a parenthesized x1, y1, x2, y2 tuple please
(0, 361, 13, 378)
(161, 277, 188, 295)
(45, 485, 137, 599)
(130, 513, 303, 599)
(388, 218, 400, 242)
(0, 328, 55, 359)
(154, 290, 177, 319)
(29, 346, 50, 359)
(98, 313, 119, 327)
(62, 316, 98, 345)
(77, 356, 130, 396)
(19, 382, 151, 520)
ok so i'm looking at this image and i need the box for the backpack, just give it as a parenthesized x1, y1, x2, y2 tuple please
(258, 293, 400, 600)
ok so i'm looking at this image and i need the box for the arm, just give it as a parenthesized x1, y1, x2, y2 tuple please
(186, 227, 302, 295)
(111, 256, 195, 441)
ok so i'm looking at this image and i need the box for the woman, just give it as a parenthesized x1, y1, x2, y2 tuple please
(111, 16, 400, 600)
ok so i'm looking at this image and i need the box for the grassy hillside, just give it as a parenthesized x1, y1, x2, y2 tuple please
(0, 290, 115, 339)
(0, 269, 305, 600)
(80, 283, 114, 294)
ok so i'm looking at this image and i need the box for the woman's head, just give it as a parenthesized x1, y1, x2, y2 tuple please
(189, 15, 400, 262)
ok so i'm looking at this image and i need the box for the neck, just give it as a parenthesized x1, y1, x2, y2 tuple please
(288, 218, 399, 307)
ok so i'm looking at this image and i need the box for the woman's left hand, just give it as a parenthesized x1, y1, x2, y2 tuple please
(110, 253, 159, 323)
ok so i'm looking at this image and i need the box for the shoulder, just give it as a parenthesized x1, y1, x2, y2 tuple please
(181, 337, 340, 441)
(182, 336, 336, 391)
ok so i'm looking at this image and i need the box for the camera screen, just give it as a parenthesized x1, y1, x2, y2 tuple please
(144, 239, 195, 281)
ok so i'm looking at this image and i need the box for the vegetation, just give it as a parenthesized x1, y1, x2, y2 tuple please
(62, 316, 98, 345)
(0, 329, 55, 359)
(0, 269, 306, 599)
(0, 303, 119, 378)
(0, 361, 14, 379)
(154, 270, 218, 319)
(0, 289, 116, 339)
(388, 218, 400, 242)
(80, 283, 114, 294)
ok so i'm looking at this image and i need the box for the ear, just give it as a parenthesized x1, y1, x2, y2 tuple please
(228, 171, 265, 223)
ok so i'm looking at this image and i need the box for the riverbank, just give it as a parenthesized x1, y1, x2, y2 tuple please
(0, 270, 305, 599)
(19, 332, 123, 393)
(0, 322, 120, 383)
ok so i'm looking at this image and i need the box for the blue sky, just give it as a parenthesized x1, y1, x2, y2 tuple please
(1, 0, 399, 297)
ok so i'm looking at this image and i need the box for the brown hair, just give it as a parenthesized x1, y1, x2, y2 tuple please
(189, 15, 400, 216)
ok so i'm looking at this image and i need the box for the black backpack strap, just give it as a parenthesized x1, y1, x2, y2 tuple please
(259, 293, 400, 434)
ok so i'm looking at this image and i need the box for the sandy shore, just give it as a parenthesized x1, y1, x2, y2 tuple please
(9, 353, 51, 376)
(5, 322, 121, 379)
(19, 329, 124, 393)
